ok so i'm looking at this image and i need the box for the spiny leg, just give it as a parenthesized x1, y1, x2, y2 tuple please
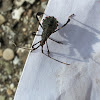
(54, 14, 75, 33)
(49, 37, 63, 44)
(46, 41, 50, 56)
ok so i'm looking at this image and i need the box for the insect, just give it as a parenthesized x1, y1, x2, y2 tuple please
(31, 12, 74, 65)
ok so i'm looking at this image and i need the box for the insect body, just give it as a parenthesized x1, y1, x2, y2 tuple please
(41, 16, 58, 45)
(31, 12, 74, 65)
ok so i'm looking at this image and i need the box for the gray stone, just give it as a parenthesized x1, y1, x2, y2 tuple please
(0, 0, 13, 12)
(0, 14, 6, 25)
(41, 1, 47, 9)
(14, 0, 25, 6)
(3, 48, 14, 61)
(1, 25, 15, 40)
(9, 97, 13, 100)
(10, 83, 14, 89)
(0, 49, 3, 57)
(0, 95, 5, 100)
(6, 88, 13, 96)
(13, 56, 20, 65)
(4, 64, 12, 75)
(12, 7, 25, 21)
(1, 75, 7, 82)
(14, 0, 35, 6)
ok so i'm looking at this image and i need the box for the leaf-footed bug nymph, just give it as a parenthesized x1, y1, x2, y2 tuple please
(31, 12, 75, 65)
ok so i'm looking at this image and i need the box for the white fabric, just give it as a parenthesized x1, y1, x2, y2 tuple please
(14, 0, 100, 100)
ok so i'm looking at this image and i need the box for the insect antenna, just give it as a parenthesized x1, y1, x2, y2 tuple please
(11, 41, 32, 50)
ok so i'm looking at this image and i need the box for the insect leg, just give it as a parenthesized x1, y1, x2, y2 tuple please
(31, 45, 41, 52)
(46, 41, 50, 56)
(41, 45, 44, 53)
(42, 52, 70, 65)
(41, 41, 70, 65)
(49, 37, 63, 44)
(36, 12, 44, 29)
(32, 40, 41, 48)
(54, 14, 75, 33)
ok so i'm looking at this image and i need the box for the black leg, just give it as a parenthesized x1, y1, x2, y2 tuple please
(36, 12, 44, 29)
(54, 14, 74, 33)
(41, 45, 43, 53)
(32, 40, 41, 48)
(42, 52, 70, 65)
(49, 37, 63, 44)
(46, 41, 50, 56)
(42, 41, 70, 65)
(31, 45, 41, 52)
(40, 42, 70, 65)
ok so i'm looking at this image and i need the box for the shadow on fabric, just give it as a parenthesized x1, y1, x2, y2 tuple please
(48, 23, 100, 62)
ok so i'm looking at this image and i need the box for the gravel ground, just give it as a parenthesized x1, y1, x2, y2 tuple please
(0, 0, 48, 100)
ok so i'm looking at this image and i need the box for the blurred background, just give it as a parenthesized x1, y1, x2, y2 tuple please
(0, 0, 48, 100)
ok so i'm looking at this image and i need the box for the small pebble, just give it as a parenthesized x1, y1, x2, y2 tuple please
(0, 49, 3, 57)
(8, 75, 12, 79)
(9, 97, 13, 100)
(0, 95, 5, 100)
(0, 0, 13, 12)
(12, 7, 25, 21)
(0, 88, 5, 92)
(0, 29, 2, 33)
(12, 77, 18, 84)
(26, 0, 35, 4)
(41, 0, 46, 2)
(15, 0, 35, 6)
(2, 75, 8, 82)
(3, 48, 14, 61)
(14, 0, 25, 6)
(6, 88, 13, 96)
(41, 1, 47, 9)
(13, 87, 16, 92)
(22, 28, 27, 32)
(23, 32, 27, 35)
(17, 48, 25, 57)
(13, 56, 20, 65)
(4, 63, 12, 74)
(10, 83, 14, 89)
(27, 9, 33, 17)
(0, 14, 6, 25)
(25, 44, 31, 48)
(25, 16, 29, 20)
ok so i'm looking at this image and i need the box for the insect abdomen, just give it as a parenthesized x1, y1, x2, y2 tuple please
(40, 31, 51, 46)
